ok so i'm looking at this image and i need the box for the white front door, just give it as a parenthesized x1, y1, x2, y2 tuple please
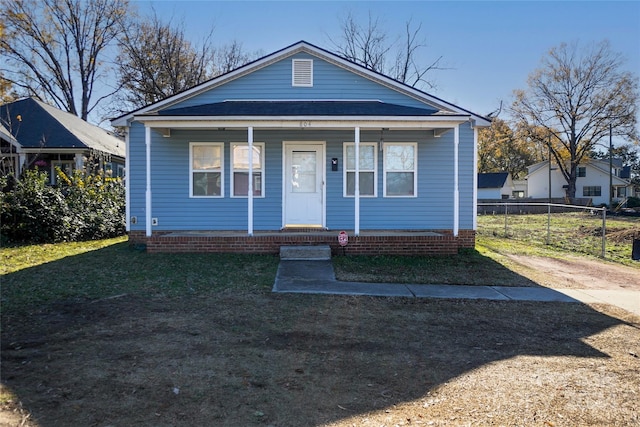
(284, 143, 325, 227)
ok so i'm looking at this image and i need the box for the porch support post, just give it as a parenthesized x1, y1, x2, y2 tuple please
(145, 125, 152, 237)
(473, 126, 478, 231)
(453, 125, 459, 237)
(125, 128, 131, 232)
(17, 152, 26, 176)
(247, 126, 254, 236)
(354, 126, 360, 236)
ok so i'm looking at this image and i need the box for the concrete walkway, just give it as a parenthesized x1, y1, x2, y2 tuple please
(272, 260, 640, 316)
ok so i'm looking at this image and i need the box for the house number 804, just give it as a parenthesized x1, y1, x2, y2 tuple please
(300, 121, 312, 128)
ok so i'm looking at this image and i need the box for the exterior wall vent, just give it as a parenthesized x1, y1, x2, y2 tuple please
(292, 59, 313, 87)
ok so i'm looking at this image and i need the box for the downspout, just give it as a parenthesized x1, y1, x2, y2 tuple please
(145, 125, 152, 237)
(453, 125, 459, 237)
(247, 126, 254, 236)
(354, 126, 360, 236)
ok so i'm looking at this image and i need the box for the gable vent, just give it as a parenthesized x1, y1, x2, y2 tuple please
(292, 59, 313, 87)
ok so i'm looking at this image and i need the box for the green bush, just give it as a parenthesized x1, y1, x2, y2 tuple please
(0, 168, 125, 243)
(626, 196, 640, 208)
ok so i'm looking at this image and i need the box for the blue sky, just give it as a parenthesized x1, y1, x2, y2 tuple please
(131, 0, 640, 118)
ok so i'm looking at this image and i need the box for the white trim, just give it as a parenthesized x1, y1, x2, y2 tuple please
(132, 116, 471, 129)
(383, 142, 418, 198)
(354, 127, 360, 236)
(247, 127, 254, 236)
(145, 126, 152, 237)
(125, 128, 130, 232)
(230, 142, 265, 198)
(282, 141, 326, 228)
(343, 142, 378, 197)
(473, 126, 478, 231)
(189, 142, 224, 198)
(453, 125, 459, 237)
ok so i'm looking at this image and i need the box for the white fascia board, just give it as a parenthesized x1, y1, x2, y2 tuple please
(135, 115, 471, 130)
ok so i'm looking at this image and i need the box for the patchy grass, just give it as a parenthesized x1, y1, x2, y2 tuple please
(333, 248, 538, 286)
(477, 212, 639, 264)
(0, 239, 279, 315)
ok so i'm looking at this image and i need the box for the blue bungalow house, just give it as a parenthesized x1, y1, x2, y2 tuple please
(112, 41, 490, 255)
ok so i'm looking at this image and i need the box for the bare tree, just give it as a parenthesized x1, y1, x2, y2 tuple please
(215, 40, 260, 76)
(116, 13, 258, 111)
(116, 12, 215, 109)
(328, 12, 445, 89)
(0, 0, 129, 121)
(511, 40, 639, 200)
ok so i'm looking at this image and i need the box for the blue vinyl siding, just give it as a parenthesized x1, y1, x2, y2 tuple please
(128, 127, 468, 231)
(176, 53, 429, 110)
(126, 48, 478, 233)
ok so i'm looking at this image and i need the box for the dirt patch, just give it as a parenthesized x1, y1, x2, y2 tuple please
(507, 254, 640, 290)
(2, 287, 639, 426)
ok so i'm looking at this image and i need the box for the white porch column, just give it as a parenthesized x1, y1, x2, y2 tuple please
(472, 126, 478, 231)
(247, 126, 254, 236)
(74, 153, 84, 171)
(354, 126, 360, 236)
(145, 125, 152, 237)
(453, 125, 459, 237)
(125, 128, 131, 232)
(17, 152, 26, 176)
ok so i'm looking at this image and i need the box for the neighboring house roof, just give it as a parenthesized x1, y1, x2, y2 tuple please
(157, 100, 440, 117)
(113, 40, 490, 127)
(1, 98, 125, 158)
(0, 122, 19, 147)
(478, 172, 509, 189)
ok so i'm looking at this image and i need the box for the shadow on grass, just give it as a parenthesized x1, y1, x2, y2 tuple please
(0, 243, 635, 426)
(332, 249, 540, 286)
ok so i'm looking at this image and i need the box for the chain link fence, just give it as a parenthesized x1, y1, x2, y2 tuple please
(477, 203, 608, 258)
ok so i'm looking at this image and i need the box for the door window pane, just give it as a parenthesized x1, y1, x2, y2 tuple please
(291, 151, 316, 193)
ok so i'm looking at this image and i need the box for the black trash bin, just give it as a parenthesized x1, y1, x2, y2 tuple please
(633, 238, 640, 261)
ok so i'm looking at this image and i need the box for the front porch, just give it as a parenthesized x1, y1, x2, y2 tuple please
(128, 229, 476, 255)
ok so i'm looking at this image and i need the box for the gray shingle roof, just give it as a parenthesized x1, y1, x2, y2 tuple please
(157, 100, 439, 117)
(478, 172, 509, 188)
(1, 98, 124, 157)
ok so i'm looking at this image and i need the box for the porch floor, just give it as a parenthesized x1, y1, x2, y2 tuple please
(161, 230, 446, 238)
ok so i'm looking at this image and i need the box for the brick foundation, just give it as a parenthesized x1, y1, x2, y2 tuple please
(128, 229, 476, 255)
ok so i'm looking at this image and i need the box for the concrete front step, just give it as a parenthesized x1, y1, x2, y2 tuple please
(280, 245, 331, 261)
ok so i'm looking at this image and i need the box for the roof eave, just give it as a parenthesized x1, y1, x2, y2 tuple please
(132, 114, 474, 130)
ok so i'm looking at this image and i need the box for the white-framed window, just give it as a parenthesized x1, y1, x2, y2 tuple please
(343, 142, 377, 197)
(383, 143, 417, 197)
(583, 186, 601, 197)
(190, 142, 223, 197)
(231, 143, 265, 197)
(577, 167, 586, 177)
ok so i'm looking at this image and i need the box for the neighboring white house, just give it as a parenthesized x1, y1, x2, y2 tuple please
(477, 172, 514, 199)
(527, 159, 633, 206)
